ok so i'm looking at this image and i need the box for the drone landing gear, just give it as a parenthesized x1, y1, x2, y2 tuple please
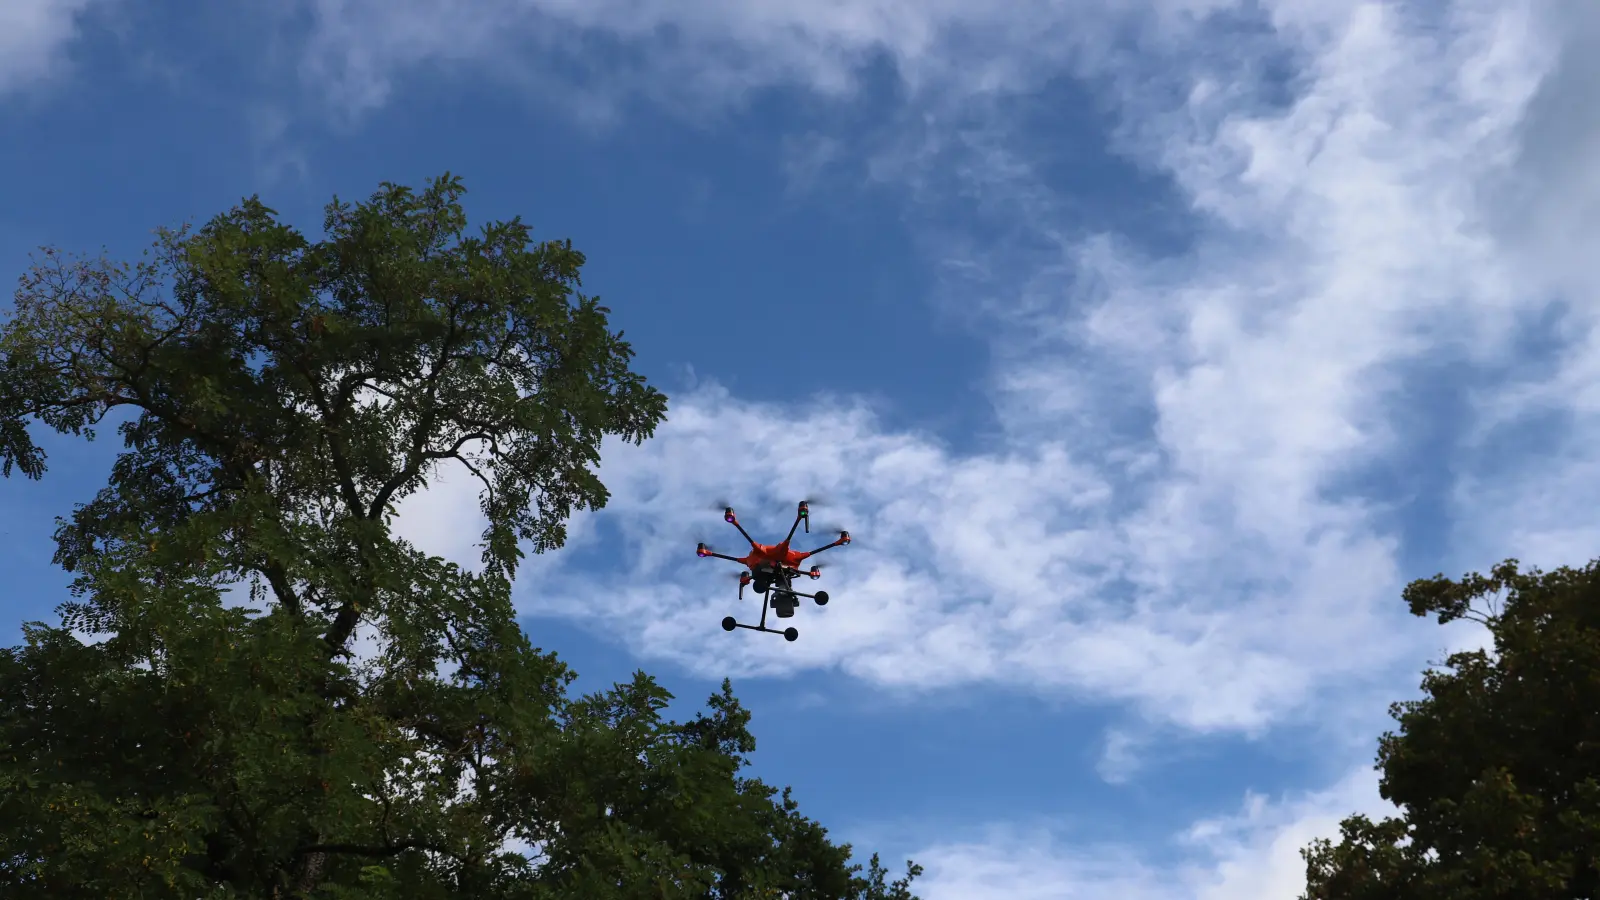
(721, 616, 799, 642)
(722, 587, 821, 642)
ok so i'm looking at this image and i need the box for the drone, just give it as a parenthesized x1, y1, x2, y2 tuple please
(696, 501, 851, 642)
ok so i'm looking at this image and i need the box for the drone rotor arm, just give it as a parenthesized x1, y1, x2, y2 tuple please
(783, 511, 805, 544)
(795, 535, 848, 559)
(696, 543, 747, 564)
(716, 506, 761, 547)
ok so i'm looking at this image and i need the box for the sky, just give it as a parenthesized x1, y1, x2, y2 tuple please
(2, 0, 1597, 897)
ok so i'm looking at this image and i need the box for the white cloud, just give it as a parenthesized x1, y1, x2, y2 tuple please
(0, 0, 102, 96)
(1096, 727, 1149, 785)
(1443, 1, 1600, 579)
(500, 386, 1403, 736)
(268, 0, 1600, 895)
(908, 764, 1385, 900)
(369, 0, 1574, 748)
(915, 834, 1174, 900)
(293, 0, 1271, 124)
(293, 0, 1033, 115)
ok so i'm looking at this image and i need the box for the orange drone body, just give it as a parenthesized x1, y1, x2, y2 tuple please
(737, 541, 812, 571)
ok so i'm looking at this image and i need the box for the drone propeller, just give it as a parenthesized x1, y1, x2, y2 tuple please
(797, 497, 833, 521)
(814, 524, 854, 544)
(696, 499, 739, 524)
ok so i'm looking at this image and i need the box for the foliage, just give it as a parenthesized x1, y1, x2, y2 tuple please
(0, 175, 922, 899)
(1300, 559, 1600, 900)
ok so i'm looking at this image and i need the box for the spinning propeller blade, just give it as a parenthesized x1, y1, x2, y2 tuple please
(815, 524, 853, 544)
(700, 499, 739, 522)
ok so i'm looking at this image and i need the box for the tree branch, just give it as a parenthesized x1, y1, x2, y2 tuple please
(368, 430, 492, 521)
(260, 559, 304, 618)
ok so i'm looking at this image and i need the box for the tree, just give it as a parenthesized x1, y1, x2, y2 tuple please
(1300, 558, 1600, 900)
(0, 174, 921, 899)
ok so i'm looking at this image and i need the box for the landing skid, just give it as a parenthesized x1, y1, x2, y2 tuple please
(720, 588, 829, 642)
(722, 616, 799, 642)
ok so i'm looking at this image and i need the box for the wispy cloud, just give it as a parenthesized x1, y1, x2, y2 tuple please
(293, 0, 1084, 117)
(0, 0, 105, 96)
(1445, 2, 1600, 579)
(900, 764, 1383, 900)
(373, 0, 1565, 739)
(493, 385, 1401, 737)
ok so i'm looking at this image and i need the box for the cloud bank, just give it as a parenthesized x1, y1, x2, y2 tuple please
(356, 3, 1597, 894)
(370, 1, 1573, 744)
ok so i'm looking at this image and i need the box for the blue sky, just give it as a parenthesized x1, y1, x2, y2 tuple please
(4, 1, 1598, 897)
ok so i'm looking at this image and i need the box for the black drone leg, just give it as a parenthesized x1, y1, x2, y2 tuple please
(721, 576, 801, 641)
(722, 619, 800, 641)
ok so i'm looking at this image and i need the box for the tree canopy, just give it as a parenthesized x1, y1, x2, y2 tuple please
(0, 174, 922, 899)
(1300, 558, 1600, 899)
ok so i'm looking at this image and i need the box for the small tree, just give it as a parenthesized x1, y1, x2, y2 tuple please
(1300, 559, 1600, 900)
(0, 175, 921, 899)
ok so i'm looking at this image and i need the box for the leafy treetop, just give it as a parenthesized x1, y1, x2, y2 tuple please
(1301, 558, 1600, 900)
(0, 175, 922, 899)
